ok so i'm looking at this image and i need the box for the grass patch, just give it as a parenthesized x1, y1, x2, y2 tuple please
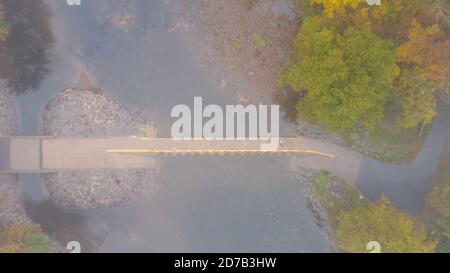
(340, 108, 428, 163)
(367, 119, 427, 163)
(298, 98, 426, 164)
(294, 0, 318, 17)
(427, 137, 450, 196)
(436, 236, 450, 253)
(446, 137, 450, 153)
(241, 0, 260, 9)
(233, 39, 242, 50)
(309, 170, 369, 251)
(253, 32, 267, 48)
(310, 171, 368, 229)
(23, 234, 54, 253)
(366, 97, 430, 163)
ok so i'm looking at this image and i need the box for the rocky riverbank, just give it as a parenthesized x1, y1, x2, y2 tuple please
(0, 83, 31, 230)
(0, 81, 20, 135)
(290, 165, 359, 252)
(289, 166, 332, 251)
(42, 88, 160, 210)
(292, 120, 401, 161)
(180, 0, 300, 105)
(180, 0, 426, 164)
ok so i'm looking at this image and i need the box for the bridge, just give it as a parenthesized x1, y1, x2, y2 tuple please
(0, 136, 362, 184)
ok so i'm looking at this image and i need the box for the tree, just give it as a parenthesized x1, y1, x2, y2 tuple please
(396, 20, 450, 86)
(427, 180, 450, 238)
(0, 223, 54, 253)
(314, 0, 435, 45)
(428, 180, 450, 220)
(365, 0, 427, 43)
(0, 4, 9, 41)
(429, 0, 450, 33)
(279, 17, 398, 133)
(311, 0, 364, 17)
(337, 196, 436, 252)
(0, 0, 54, 94)
(395, 70, 437, 130)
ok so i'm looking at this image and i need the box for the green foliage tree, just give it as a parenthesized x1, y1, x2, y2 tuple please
(0, 4, 9, 41)
(427, 180, 450, 237)
(336, 196, 436, 252)
(395, 70, 437, 129)
(279, 17, 398, 133)
(436, 236, 450, 253)
(429, 183, 450, 216)
(0, 223, 54, 253)
(0, 0, 54, 94)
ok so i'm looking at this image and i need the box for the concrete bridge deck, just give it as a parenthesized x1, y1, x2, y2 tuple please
(0, 136, 362, 184)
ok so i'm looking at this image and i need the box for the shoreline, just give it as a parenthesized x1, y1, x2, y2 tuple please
(0, 85, 31, 229)
(0, 85, 161, 252)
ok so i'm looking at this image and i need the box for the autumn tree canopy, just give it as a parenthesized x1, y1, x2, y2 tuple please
(395, 70, 437, 129)
(366, 0, 426, 41)
(337, 197, 436, 252)
(311, 0, 365, 17)
(0, 224, 54, 253)
(285, 0, 449, 133)
(427, 179, 450, 238)
(430, 0, 450, 33)
(279, 17, 398, 133)
(397, 20, 450, 86)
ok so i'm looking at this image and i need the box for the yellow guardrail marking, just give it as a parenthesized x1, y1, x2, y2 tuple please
(109, 138, 335, 158)
(137, 137, 305, 141)
(106, 149, 335, 158)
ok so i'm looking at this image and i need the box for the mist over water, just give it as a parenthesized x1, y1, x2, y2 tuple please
(13, 0, 328, 252)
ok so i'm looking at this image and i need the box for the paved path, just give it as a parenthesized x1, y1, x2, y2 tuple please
(3, 102, 449, 215)
(291, 102, 450, 215)
(0, 136, 359, 177)
(358, 102, 450, 214)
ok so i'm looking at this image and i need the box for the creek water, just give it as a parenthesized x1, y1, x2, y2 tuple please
(12, 0, 328, 252)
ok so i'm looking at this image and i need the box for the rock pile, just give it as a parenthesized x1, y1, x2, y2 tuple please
(42, 89, 160, 210)
(43, 89, 155, 138)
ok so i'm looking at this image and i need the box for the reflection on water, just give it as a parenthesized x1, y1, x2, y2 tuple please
(0, 0, 53, 95)
(14, 0, 328, 252)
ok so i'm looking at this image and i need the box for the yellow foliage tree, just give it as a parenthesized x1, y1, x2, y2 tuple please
(396, 70, 437, 129)
(427, 179, 450, 236)
(0, 223, 54, 253)
(337, 196, 436, 252)
(367, 0, 425, 42)
(396, 20, 450, 86)
(312, 0, 365, 17)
